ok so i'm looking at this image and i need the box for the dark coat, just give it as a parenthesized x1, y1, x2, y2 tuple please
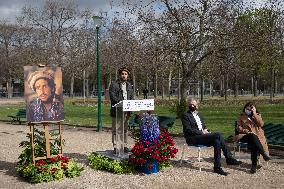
(181, 110, 206, 143)
(109, 79, 134, 117)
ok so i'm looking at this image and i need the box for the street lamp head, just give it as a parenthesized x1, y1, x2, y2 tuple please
(92, 15, 103, 29)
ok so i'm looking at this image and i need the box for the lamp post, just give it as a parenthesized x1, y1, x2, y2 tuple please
(92, 15, 103, 131)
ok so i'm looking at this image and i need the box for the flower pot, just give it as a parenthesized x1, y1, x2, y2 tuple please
(140, 160, 159, 174)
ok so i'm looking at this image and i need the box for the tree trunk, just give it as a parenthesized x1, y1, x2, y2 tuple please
(168, 70, 172, 100)
(108, 73, 112, 88)
(200, 79, 203, 102)
(224, 74, 228, 101)
(220, 77, 224, 97)
(162, 81, 164, 99)
(154, 69, 157, 98)
(254, 78, 257, 97)
(251, 77, 254, 96)
(178, 67, 181, 102)
(146, 74, 149, 97)
(7, 79, 13, 99)
(70, 72, 74, 98)
(270, 67, 274, 102)
(83, 70, 86, 103)
(234, 73, 239, 97)
(115, 68, 118, 80)
(161, 72, 164, 99)
(273, 69, 276, 97)
(253, 73, 257, 97)
(197, 81, 200, 98)
(209, 81, 213, 97)
(132, 66, 136, 97)
(180, 75, 188, 103)
(86, 71, 89, 98)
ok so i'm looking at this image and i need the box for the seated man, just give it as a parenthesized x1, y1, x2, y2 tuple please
(181, 98, 241, 176)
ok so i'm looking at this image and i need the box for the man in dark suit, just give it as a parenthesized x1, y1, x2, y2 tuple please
(182, 98, 241, 176)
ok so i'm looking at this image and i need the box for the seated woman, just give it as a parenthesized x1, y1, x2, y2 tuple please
(235, 102, 270, 174)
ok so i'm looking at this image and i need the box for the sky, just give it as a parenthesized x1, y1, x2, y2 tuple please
(0, 0, 267, 23)
(0, 0, 118, 23)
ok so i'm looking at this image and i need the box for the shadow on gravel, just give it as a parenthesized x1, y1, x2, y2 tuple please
(201, 157, 252, 173)
(222, 162, 251, 173)
(1, 131, 13, 135)
(64, 153, 88, 165)
(171, 160, 214, 173)
(0, 160, 27, 182)
(172, 158, 253, 174)
(0, 161, 18, 176)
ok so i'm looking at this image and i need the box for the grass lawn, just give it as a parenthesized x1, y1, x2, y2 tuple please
(1, 99, 283, 138)
(197, 104, 284, 138)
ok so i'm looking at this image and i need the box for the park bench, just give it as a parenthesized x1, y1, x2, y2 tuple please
(128, 113, 176, 131)
(158, 115, 176, 130)
(231, 122, 284, 160)
(8, 108, 26, 125)
(263, 123, 284, 146)
(128, 113, 140, 130)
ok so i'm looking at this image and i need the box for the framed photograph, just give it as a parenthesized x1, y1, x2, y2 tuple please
(24, 66, 64, 123)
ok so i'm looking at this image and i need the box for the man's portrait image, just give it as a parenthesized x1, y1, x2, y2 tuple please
(24, 66, 64, 123)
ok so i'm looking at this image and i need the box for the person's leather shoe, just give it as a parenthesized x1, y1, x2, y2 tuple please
(263, 154, 271, 161)
(124, 147, 131, 153)
(250, 165, 257, 174)
(113, 148, 117, 154)
(214, 168, 228, 176)
(226, 158, 242, 165)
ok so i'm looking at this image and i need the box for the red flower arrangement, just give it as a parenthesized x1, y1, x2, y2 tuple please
(129, 128, 178, 166)
(17, 154, 83, 183)
(34, 154, 70, 174)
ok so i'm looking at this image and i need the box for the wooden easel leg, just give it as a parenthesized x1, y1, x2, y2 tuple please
(30, 124, 35, 165)
(58, 122, 63, 155)
(43, 123, 51, 158)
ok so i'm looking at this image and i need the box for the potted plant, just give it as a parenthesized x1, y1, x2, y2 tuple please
(129, 112, 178, 174)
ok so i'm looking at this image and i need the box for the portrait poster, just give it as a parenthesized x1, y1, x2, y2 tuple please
(24, 66, 64, 123)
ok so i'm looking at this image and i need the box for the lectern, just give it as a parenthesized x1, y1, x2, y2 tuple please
(112, 99, 154, 158)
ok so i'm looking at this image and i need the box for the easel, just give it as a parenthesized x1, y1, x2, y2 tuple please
(29, 122, 63, 165)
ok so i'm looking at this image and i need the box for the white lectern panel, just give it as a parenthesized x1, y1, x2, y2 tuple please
(122, 99, 154, 111)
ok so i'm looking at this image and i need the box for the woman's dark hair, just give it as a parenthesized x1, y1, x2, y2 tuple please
(242, 101, 259, 113)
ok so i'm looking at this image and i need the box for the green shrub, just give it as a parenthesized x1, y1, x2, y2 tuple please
(88, 153, 135, 174)
(170, 99, 187, 118)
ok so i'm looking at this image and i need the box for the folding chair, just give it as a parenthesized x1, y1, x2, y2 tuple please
(234, 142, 249, 161)
(233, 121, 250, 161)
(180, 143, 210, 171)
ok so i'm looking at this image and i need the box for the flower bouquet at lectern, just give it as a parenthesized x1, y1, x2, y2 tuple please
(129, 111, 178, 174)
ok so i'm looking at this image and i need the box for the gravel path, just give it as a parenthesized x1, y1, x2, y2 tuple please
(0, 122, 283, 189)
